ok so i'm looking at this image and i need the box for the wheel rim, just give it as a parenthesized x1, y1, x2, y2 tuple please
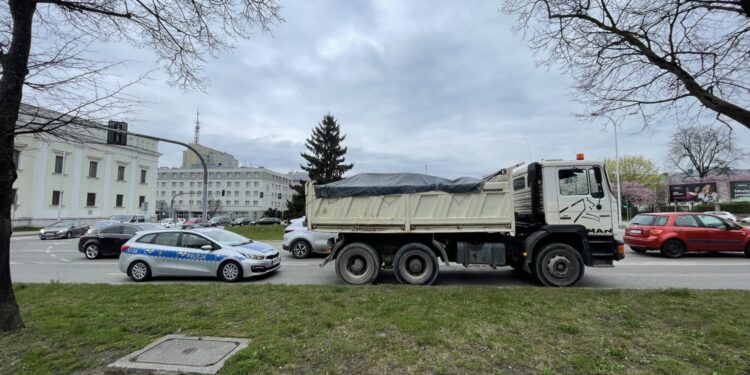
(541, 251, 580, 285)
(223, 263, 240, 280)
(666, 242, 683, 256)
(396, 248, 434, 284)
(85, 245, 99, 259)
(347, 256, 367, 276)
(292, 242, 309, 257)
(131, 263, 148, 280)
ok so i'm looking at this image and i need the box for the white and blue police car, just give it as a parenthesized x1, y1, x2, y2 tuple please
(118, 228, 280, 282)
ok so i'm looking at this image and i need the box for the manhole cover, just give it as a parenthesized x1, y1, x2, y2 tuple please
(108, 335, 249, 374)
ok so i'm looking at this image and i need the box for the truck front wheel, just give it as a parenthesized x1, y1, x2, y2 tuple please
(533, 243, 584, 287)
(335, 242, 381, 285)
(393, 243, 439, 285)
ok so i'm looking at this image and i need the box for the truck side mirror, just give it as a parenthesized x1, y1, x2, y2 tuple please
(591, 167, 604, 199)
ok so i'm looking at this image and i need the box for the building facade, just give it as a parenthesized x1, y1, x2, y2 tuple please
(182, 143, 239, 169)
(12, 106, 160, 228)
(156, 167, 293, 220)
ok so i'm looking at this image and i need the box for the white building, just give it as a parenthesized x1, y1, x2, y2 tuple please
(11, 105, 160, 228)
(156, 167, 293, 220)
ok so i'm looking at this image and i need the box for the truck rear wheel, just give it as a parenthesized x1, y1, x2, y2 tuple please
(393, 243, 439, 285)
(335, 242, 380, 285)
(533, 243, 584, 287)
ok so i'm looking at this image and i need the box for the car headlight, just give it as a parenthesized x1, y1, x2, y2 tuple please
(39, 229, 44, 233)
(242, 253, 265, 260)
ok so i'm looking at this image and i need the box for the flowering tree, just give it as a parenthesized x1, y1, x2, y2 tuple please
(614, 181, 657, 206)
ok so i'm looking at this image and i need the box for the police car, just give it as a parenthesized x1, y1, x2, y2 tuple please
(118, 228, 280, 282)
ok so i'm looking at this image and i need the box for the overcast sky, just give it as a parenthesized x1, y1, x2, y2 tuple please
(70, 0, 750, 178)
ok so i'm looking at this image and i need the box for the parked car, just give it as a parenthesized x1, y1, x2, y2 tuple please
(181, 218, 207, 229)
(78, 223, 163, 259)
(160, 218, 185, 228)
(703, 211, 737, 222)
(118, 228, 281, 282)
(230, 217, 254, 226)
(282, 217, 338, 259)
(624, 213, 750, 258)
(254, 217, 282, 225)
(209, 215, 232, 227)
(92, 220, 120, 229)
(39, 221, 90, 240)
(110, 214, 148, 223)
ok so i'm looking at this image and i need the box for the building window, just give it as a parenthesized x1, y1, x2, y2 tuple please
(172, 182, 177, 187)
(234, 191, 239, 197)
(51, 190, 62, 206)
(88, 161, 98, 178)
(140, 169, 147, 184)
(254, 181, 259, 187)
(197, 200, 202, 205)
(106, 121, 128, 145)
(216, 181, 221, 187)
(86, 193, 96, 207)
(254, 191, 258, 197)
(190, 181, 195, 187)
(226, 200, 231, 206)
(115, 194, 124, 207)
(189, 200, 194, 205)
(161, 182, 166, 187)
(160, 191, 166, 197)
(253, 200, 258, 206)
(245, 200, 250, 206)
(138, 196, 146, 209)
(235, 181, 239, 187)
(54, 155, 64, 174)
(179, 182, 184, 187)
(234, 200, 239, 206)
(208, 182, 213, 187)
(178, 200, 183, 205)
(117, 165, 126, 181)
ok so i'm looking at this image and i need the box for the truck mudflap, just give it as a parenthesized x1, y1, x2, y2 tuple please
(319, 239, 345, 268)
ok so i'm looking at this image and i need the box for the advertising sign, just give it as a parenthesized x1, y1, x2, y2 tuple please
(669, 182, 718, 203)
(730, 181, 750, 200)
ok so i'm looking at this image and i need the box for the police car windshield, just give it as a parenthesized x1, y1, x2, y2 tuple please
(200, 229, 253, 246)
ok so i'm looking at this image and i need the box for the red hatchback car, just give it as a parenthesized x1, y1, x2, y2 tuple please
(624, 213, 750, 258)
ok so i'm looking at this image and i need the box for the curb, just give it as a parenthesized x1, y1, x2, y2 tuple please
(11, 232, 39, 238)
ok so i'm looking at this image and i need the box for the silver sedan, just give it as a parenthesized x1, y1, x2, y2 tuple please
(118, 228, 280, 282)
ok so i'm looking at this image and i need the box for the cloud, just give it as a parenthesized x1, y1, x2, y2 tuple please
(35, 0, 750, 179)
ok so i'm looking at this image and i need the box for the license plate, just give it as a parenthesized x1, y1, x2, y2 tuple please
(273, 257, 280, 266)
(630, 229, 641, 234)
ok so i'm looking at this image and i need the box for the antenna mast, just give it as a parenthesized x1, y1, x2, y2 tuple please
(194, 108, 200, 144)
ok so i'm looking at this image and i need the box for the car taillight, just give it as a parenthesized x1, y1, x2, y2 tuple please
(121, 244, 129, 252)
(649, 229, 663, 235)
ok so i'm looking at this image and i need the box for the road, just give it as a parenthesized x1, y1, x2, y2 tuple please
(9, 235, 750, 289)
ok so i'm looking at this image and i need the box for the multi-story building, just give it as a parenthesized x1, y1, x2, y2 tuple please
(11, 105, 160, 227)
(156, 167, 293, 220)
(181, 143, 239, 169)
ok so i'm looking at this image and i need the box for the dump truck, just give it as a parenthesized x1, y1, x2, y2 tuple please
(306, 158, 624, 287)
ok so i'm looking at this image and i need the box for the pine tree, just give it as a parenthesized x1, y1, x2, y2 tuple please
(285, 114, 353, 219)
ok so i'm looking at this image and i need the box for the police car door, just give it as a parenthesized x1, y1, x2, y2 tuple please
(176, 233, 216, 276)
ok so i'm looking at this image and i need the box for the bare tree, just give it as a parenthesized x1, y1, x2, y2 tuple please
(503, 0, 750, 131)
(668, 124, 745, 178)
(0, 0, 282, 332)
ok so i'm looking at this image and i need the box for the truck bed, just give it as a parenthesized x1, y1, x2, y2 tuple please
(306, 177, 515, 234)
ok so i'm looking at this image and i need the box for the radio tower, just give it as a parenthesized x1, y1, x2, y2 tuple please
(194, 108, 200, 145)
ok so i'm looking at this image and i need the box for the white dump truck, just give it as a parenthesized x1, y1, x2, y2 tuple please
(306, 158, 624, 287)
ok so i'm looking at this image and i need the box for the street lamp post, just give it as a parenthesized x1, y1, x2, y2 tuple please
(106, 128, 209, 222)
(613, 122, 622, 227)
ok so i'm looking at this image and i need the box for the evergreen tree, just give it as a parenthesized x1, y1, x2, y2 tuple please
(285, 114, 353, 219)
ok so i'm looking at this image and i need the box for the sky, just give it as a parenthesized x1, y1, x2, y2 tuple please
(36, 0, 750, 178)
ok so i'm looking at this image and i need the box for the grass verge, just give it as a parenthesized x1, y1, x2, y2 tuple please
(225, 225, 285, 240)
(2, 284, 749, 374)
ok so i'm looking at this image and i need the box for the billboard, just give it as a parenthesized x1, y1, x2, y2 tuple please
(669, 182, 718, 203)
(730, 181, 750, 200)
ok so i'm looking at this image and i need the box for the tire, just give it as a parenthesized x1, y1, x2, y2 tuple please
(66, 231, 72, 239)
(393, 243, 439, 285)
(83, 242, 101, 260)
(219, 261, 243, 282)
(290, 240, 312, 259)
(128, 261, 151, 282)
(660, 239, 685, 258)
(335, 242, 380, 285)
(630, 246, 647, 254)
(533, 243, 585, 287)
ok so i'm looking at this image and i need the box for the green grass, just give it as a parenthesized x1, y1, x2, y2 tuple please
(226, 224, 285, 240)
(2, 285, 750, 374)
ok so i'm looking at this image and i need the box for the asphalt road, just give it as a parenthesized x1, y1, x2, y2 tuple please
(9, 235, 750, 289)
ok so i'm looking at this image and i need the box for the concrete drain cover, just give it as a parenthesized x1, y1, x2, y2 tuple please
(108, 335, 249, 374)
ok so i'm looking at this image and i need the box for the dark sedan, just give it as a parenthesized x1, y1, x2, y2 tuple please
(39, 221, 90, 240)
(78, 223, 163, 259)
(254, 217, 282, 225)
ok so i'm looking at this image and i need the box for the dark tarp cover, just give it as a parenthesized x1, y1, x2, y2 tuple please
(314, 173, 484, 198)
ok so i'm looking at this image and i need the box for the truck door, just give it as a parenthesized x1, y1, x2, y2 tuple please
(555, 166, 614, 235)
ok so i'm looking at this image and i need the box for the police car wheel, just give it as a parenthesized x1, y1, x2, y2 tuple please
(219, 261, 243, 282)
(128, 261, 151, 282)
